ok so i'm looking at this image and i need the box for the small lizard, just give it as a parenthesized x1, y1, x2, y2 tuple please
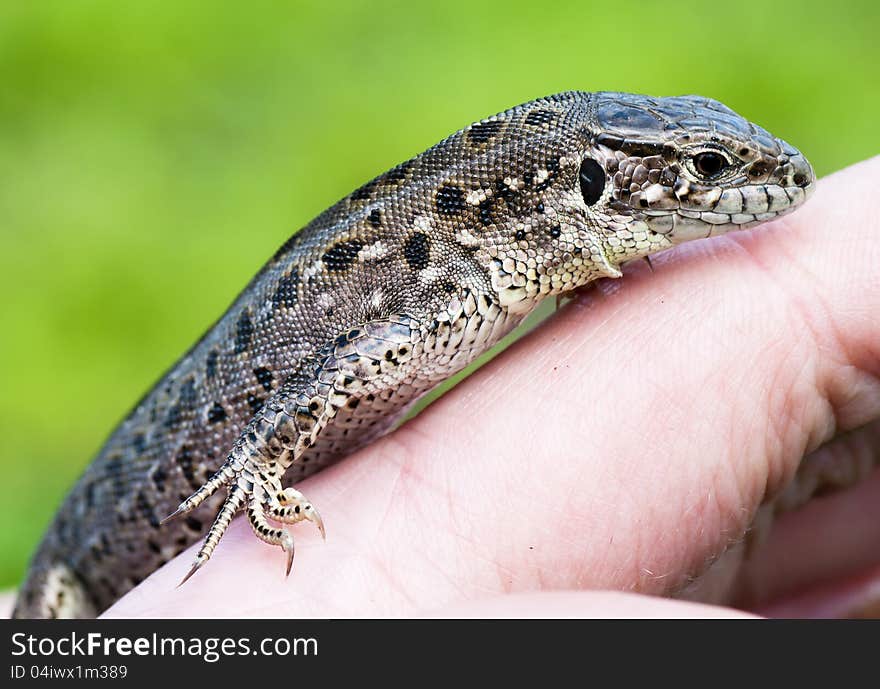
(13, 91, 814, 618)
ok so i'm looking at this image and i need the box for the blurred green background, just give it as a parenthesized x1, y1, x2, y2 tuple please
(1, 0, 877, 588)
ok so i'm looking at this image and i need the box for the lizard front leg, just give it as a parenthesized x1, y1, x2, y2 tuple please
(164, 314, 424, 583)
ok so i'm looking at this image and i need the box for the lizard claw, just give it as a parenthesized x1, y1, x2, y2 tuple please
(281, 531, 295, 577)
(307, 506, 326, 541)
(160, 505, 186, 526)
(178, 554, 207, 588)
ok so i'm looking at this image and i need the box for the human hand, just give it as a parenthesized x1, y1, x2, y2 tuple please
(105, 156, 880, 618)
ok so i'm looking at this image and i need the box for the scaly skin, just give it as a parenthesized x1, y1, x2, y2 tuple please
(14, 91, 814, 618)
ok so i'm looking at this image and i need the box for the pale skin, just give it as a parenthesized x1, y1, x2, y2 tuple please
(58, 155, 880, 618)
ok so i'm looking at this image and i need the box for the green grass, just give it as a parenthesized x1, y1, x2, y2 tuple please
(1, 0, 878, 588)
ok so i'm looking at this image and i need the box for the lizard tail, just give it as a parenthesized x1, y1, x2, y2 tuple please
(12, 561, 98, 619)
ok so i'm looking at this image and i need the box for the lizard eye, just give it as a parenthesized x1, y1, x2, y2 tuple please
(688, 150, 732, 179)
(579, 158, 605, 206)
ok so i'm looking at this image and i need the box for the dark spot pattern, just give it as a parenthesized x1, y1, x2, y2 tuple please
(524, 108, 556, 127)
(166, 377, 197, 428)
(184, 517, 203, 533)
(150, 465, 168, 492)
(135, 491, 159, 528)
(247, 393, 264, 414)
(435, 184, 465, 216)
(272, 270, 299, 310)
(384, 161, 411, 185)
(253, 367, 273, 392)
(132, 433, 147, 453)
(533, 157, 560, 192)
(176, 445, 200, 489)
(105, 454, 123, 478)
(495, 178, 517, 200)
(323, 240, 364, 272)
(478, 198, 494, 226)
(404, 232, 430, 270)
(179, 378, 197, 408)
(234, 311, 253, 354)
(351, 182, 374, 201)
(84, 482, 96, 509)
(368, 208, 382, 227)
(207, 402, 227, 424)
(468, 119, 502, 144)
(164, 405, 182, 429)
(205, 350, 219, 379)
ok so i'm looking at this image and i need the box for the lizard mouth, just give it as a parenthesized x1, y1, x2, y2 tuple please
(646, 152, 815, 243)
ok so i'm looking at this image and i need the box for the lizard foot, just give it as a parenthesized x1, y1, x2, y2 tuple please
(164, 446, 323, 584)
(163, 314, 420, 585)
(246, 488, 325, 576)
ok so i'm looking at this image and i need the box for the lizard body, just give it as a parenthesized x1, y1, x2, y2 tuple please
(14, 91, 814, 618)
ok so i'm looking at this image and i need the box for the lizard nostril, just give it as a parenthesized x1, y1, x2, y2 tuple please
(793, 172, 809, 188)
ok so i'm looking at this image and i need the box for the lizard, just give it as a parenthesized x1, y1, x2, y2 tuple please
(12, 91, 815, 619)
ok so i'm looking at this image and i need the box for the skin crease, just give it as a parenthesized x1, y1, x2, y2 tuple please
(80, 155, 880, 618)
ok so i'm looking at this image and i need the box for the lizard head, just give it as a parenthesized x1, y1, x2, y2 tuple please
(578, 92, 815, 260)
(464, 92, 813, 310)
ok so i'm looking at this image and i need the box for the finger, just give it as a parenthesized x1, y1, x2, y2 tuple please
(736, 455, 880, 609)
(755, 563, 880, 618)
(107, 157, 880, 618)
(677, 420, 880, 611)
